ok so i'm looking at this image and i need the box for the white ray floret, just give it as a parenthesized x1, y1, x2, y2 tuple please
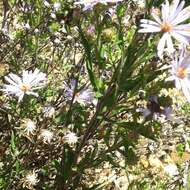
(1, 69, 47, 102)
(166, 52, 190, 102)
(138, 0, 190, 57)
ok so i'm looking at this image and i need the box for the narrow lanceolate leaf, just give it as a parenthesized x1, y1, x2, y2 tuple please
(11, 131, 17, 155)
(78, 24, 99, 92)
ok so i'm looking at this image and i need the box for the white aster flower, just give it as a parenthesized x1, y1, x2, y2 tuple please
(166, 52, 190, 102)
(1, 69, 46, 102)
(74, 0, 123, 11)
(40, 129, 53, 144)
(138, 0, 190, 57)
(64, 131, 78, 145)
(24, 119, 36, 135)
(23, 170, 39, 189)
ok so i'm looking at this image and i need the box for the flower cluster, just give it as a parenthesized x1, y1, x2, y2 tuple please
(139, 0, 190, 102)
(1, 0, 190, 189)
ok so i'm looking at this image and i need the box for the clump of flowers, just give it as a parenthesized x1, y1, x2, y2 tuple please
(2, 0, 190, 189)
(1, 69, 47, 102)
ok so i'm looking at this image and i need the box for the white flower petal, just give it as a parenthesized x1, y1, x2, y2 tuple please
(161, 0, 170, 22)
(171, 31, 189, 44)
(157, 33, 168, 57)
(18, 93, 25, 102)
(151, 12, 162, 24)
(175, 78, 181, 89)
(8, 73, 22, 84)
(166, 34, 175, 54)
(181, 80, 190, 102)
(4, 76, 18, 87)
(171, 6, 190, 25)
(140, 19, 160, 26)
(138, 27, 161, 33)
(169, 0, 184, 21)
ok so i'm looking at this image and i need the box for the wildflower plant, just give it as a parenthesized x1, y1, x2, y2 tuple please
(1, 0, 190, 189)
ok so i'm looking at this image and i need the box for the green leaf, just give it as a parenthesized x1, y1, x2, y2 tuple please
(15, 160, 20, 173)
(52, 159, 61, 171)
(10, 131, 17, 154)
(116, 121, 158, 140)
(78, 24, 99, 92)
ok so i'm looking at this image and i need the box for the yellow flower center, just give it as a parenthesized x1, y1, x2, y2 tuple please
(20, 84, 30, 92)
(161, 23, 172, 32)
(176, 67, 187, 79)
